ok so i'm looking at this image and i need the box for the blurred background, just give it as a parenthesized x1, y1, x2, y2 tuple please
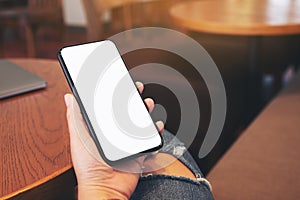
(1, 0, 299, 175)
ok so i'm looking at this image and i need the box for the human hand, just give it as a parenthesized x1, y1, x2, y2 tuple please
(64, 82, 164, 200)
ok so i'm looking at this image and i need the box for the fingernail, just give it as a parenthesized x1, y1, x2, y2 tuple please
(135, 81, 143, 87)
(64, 94, 71, 107)
(156, 120, 164, 129)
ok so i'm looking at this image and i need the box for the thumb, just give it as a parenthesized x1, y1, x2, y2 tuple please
(64, 94, 102, 162)
(64, 93, 89, 142)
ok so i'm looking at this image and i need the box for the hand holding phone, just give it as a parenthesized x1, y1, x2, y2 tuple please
(58, 40, 163, 164)
(64, 91, 165, 199)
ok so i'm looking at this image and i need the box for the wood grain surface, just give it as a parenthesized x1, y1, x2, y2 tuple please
(170, 0, 300, 36)
(0, 59, 73, 199)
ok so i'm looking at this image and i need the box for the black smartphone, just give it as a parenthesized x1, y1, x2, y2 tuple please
(57, 40, 163, 164)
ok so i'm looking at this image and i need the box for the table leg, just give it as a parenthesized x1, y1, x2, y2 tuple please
(246, 36, 263, 123)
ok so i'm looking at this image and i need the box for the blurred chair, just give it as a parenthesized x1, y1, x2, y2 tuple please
(81, 0, 184, 41)
(27, 0, 64, 28)
(0, 0, 64, 57)
(80, 0, 132, 41)
(0, 1, 35, 57)
(27, 0, 65, 55)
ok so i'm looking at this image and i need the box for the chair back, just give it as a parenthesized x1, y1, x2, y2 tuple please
(28, 0, 62, 11)
(28, 0, 63, 22)
(80, 0, 132, 41)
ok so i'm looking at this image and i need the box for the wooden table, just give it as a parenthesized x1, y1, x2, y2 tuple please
(170, 0, 300, 36)
(207, 67, 300, 199)
(170, 0, 300, 119)
(0, 59, 76, 199)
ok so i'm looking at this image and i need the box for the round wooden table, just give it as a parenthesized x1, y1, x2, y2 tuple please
(0, 59, 75, 199)
(170, 0, 300, 119)
(170, 0, 300, 36)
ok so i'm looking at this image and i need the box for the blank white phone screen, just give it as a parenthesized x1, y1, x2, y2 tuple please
(60, 40, 162, 161)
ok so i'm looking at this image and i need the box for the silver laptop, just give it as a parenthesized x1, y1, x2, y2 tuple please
(0, 60, 47, 99)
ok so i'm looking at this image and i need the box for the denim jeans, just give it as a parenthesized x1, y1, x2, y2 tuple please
(130, 130, 214, 200)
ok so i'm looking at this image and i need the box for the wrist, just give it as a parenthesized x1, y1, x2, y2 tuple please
(78, 185, 128, 200)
